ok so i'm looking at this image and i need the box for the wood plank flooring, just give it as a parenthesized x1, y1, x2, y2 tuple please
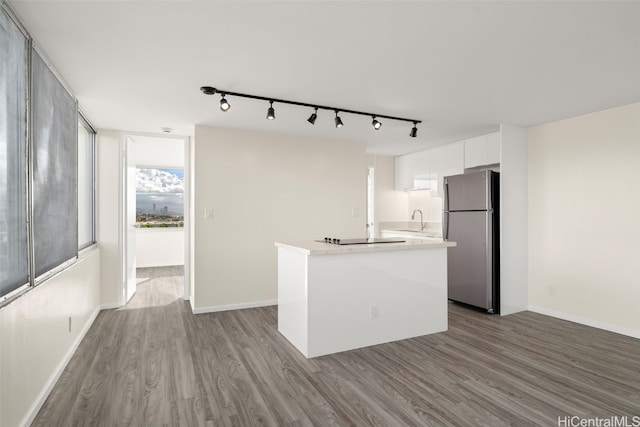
(33, 266, 640, 426)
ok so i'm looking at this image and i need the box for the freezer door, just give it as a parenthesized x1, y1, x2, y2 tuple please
(444, 171, 491, 212)
(446, 210, 494, 311)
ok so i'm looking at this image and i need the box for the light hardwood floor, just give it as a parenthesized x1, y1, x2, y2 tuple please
(33, 266, 640, 426)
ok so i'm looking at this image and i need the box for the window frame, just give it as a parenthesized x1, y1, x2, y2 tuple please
(78, 111, 97, 252)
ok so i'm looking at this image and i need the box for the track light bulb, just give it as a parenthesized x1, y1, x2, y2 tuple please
(266, 101, 275, 120)
(372, 117, 382, 130)
(410, 122, 418, 138)
(334, 111, 343, 128)
(220, 95, 230, 112)
(307, 107, 318, 125)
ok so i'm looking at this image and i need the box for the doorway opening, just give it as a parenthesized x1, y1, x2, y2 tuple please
(122, 134, 189, 306)
(367, 166, 375, 238)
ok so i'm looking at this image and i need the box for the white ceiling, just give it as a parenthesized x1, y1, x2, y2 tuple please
(8, 1, 640, 156)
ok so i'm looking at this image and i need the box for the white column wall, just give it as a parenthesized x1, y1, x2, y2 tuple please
(97, 129, 122, 307)
(499, 124, 529, 315)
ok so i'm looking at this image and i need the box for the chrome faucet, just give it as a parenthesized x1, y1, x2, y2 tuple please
(411, 209, 425, 231)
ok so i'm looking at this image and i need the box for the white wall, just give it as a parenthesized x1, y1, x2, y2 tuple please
(136, 229, 185, 268)
(500, 124, 529, 315)
(0, 249, 101, 427)
(193, 126, 367, 312)
(528, 102, 640, 337)
(131, 135, 184, 167)
(407, 191, 443, 223)
(367, 155, 408, 236)
(97, 130, 121, 307)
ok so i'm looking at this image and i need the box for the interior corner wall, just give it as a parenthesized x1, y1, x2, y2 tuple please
(0, 249, 101, 427)
(97, 129, 122, 307)
(192, 126, 367, 312)
(528, 102, 640, 337)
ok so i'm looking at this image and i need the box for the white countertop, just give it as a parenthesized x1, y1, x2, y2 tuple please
(275, 239, 456, 255)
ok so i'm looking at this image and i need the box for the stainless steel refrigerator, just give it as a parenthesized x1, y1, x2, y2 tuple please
(443, 170, 499, 313)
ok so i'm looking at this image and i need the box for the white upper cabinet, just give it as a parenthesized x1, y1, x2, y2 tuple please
(464, 132, 501, 168)
(429, 141, 464, 197)
(394, 150, 430, 191)
(394, 154, 413, 191)
(411, 149, 431, 189)
(464, 135, 487, 168)
(486, 132, 501, 165)
(396, 132, 499, 192)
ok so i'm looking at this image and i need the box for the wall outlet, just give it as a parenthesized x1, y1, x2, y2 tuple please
(204, 208, 214, 220)
(370, 304, 379, 320)
(547, 285, 555, 296)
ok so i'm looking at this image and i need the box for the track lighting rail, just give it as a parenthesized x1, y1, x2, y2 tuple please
(200, 86, 421, 127)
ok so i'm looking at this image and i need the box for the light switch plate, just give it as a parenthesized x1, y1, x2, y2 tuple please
(204, 208, 214, 220)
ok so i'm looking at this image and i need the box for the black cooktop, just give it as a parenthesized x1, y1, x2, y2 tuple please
(316, 237, 406, 245)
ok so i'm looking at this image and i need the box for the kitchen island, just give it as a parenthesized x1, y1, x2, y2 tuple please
(275, 239, 456, 358)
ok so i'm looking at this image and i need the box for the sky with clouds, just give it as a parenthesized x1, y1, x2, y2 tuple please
(136, 168, 184, 214)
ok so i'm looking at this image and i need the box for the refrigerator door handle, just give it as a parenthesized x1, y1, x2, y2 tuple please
(443, 212, 449, 241)
(443, 177, 449, 212)
(485, 210, 494, 312)
(486, 171, 492, 210)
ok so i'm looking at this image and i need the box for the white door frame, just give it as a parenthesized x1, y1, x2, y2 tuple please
(119, 132, 191, 305)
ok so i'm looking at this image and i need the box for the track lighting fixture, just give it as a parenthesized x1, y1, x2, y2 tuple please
(266, 100, 275, 120)
(200, 86, 421, 137)
(307, 107, 318, 125)
(219, 94, 230, 112)
(410, 122, 418, 138)
(371, 116, 382, 130)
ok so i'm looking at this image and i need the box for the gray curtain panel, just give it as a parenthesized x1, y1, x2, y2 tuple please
(0, 9, 29, 297)
(31, 50, 78, 277)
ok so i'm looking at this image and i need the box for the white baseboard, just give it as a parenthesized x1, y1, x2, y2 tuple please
(21, 305, 102, 427)
(528, 305, 640, 339)
(100, 302, 121, 310)
(192, 299, 277, 315)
